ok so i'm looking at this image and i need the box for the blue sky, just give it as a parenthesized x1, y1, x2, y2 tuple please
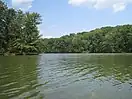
(4, 0, 132, 38)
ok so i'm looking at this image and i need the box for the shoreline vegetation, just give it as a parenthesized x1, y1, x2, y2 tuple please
(43, 24, 132, 53)
(1, 1, 132, 56)
(0, 1, 43, 56)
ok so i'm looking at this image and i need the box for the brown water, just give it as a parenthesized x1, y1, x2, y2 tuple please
(0, 54, 132, 99)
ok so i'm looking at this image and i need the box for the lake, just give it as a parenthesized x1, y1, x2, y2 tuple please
(0, 54, 132, 99)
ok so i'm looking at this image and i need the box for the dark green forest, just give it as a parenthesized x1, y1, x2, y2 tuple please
(43, 25, 132, 53)
(1, 0, 132, 55)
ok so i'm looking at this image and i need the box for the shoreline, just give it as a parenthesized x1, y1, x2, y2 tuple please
(1, 52, 132, 56)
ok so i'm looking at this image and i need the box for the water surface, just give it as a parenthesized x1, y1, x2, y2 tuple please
(0, 54, 132, 99)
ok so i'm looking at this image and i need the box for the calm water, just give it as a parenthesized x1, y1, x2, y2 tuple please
(0, 54, 132, 99)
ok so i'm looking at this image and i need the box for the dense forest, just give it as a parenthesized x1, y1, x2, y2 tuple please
(1, 0, 132, 55)
(43, 25, 132, 53)
(0, 1, 44, 55)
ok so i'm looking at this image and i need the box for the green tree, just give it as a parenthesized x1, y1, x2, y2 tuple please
(0, 0, 42, 55)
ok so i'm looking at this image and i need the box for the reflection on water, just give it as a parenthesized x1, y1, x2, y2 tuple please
(0, 56, 45, 99)
(0, 54, 132, 99)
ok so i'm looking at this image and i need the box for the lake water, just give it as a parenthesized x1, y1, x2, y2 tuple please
(0, 54, 132, 99)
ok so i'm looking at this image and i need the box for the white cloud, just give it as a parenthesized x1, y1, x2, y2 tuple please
(113, 2, 126, 12)
(43, 36, 53, 38)
(12, 0, 34, 10)
(68, 0, 132, 12)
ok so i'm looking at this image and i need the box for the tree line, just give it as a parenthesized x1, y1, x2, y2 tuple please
(1, 0, 132, 55)
(43, 25, 132, 53)
(0, 0, 43, 55)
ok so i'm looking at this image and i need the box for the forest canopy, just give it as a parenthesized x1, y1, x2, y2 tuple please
(43, 25, 132, 53)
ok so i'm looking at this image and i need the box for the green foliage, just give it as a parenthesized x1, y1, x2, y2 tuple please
(0, 0, 42, 55)
(43, 25, 132, 53)
(1, 0, 132, 54)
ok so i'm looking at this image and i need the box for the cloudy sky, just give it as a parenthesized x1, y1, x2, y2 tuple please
(5, 0, 132, 38)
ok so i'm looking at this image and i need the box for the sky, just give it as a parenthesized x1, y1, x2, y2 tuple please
(4, 0, 132, 38)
